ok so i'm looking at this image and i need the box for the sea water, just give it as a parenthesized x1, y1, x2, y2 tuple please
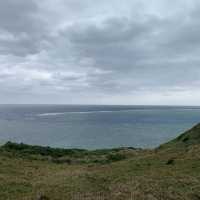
(0, 105, 200, 149)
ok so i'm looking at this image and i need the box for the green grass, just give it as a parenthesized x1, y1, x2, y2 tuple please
(1, 124, 200, 199)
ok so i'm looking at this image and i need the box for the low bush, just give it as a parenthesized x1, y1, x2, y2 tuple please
(106, 153, 126, 162)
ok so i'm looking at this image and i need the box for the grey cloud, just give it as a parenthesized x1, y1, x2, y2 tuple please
(0, 0, 48, 56)
(67, 17, 150, 44)
(63, 9, 200, 87)
(0, 0, 37, 33)
(1, 0, 200, 104)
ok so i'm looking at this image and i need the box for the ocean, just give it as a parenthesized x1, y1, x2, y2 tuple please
(0, 105, 200, 149)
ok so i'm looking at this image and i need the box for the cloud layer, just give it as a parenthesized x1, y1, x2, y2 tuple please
(1, 0, 200, 104)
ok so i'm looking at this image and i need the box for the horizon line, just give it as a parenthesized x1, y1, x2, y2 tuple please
(1, 103, 200, 107)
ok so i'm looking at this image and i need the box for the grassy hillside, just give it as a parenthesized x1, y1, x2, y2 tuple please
(1, 124, 200, 200)
(159, 123, 200, 149)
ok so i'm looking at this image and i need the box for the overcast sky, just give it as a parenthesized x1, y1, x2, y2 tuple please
(0, 0, 200, 105)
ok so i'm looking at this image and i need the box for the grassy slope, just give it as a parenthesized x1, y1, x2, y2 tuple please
(1, 124, 200, 200)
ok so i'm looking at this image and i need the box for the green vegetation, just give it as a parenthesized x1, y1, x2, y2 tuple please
(1, 124, 200, 199)
(160, 123, 200, 149)
(0, 142, 135, 164)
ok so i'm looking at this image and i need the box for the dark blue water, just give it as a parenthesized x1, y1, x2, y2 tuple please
(0, 105, 200, 149)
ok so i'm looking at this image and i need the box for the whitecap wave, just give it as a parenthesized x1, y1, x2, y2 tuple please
(37, 112, 67, 117)
(36, 109, 136, 117)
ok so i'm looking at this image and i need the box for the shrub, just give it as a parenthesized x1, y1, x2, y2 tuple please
(106, 153, 126, 162)
(182, 137, 189, 142)
(1, 142, 88, 158)
(166, 159, 175, 165)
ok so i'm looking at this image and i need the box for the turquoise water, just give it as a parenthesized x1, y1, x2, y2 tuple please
(0, 105, 200, 149)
